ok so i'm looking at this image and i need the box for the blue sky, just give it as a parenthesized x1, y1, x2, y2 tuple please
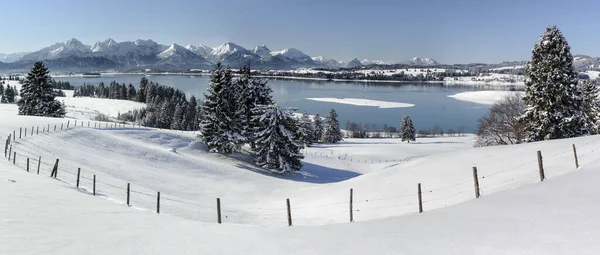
(1, 0, 598, 63)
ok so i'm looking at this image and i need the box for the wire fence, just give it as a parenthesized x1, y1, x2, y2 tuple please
(3, 121, 599, 227)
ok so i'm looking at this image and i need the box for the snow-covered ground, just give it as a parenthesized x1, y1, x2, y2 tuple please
(306, 97, 415, 108)
(444, 73, 525, 87)
(2, 80, 600, 253)
(448, 91, 522, 105)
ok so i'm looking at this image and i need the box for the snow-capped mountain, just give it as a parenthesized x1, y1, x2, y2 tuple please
(360, 59, 388, 65)
(345, 58, 363, 68)
(400, 57, 440, 66)
(156, 44, 212, 69)
(270, 48, 314, 64)
(312, 56, 342, 68)
(573, 55, 600, 70)
(0, 52, 31, 63)
(185, 44, 213, 58)
(91, 39, 168, 67)
(20, 38, 92, 61)
(252, 45, 271, 57)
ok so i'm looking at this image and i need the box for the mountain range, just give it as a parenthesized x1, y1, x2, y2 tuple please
(0, 38, 445, 72)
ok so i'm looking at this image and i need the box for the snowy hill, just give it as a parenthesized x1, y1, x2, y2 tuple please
(270, 48, 315, 64)
(0, 52, 30, 63)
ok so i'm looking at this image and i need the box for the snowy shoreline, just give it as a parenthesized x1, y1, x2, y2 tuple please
(448, 91, 522, 105)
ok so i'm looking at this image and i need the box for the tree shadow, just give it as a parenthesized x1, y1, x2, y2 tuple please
(235, 161, 361, 184)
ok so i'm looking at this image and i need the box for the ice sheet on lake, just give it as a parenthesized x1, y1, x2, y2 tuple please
(306, 97, 415, 108)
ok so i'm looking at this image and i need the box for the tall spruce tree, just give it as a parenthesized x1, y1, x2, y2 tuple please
(200, 63, 242, 154)
(298, 112, 315, 146)
(0, 83, 4, 103)
(4, 86, 15, 103)
(323, 109, 342, 143)
(138, 77, 149, 102)
(520, 26, 593, 141)
(581, 81, 600, 134)
(253, 104, 304, 174)
(312, 114, 324, 143)
(17, 62, 65, 117)
(400, 115, 416, 143)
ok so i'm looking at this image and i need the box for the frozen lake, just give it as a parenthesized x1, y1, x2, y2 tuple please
(54, 74, 498, 132)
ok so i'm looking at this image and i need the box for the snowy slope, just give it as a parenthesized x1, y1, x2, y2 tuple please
(2, 128, 600, 254)
(184, 44, 213, 58)
(156, 44, 213, 69)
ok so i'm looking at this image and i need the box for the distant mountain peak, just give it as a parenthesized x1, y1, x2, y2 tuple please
(345, 58, 363, 68)
(253, 45, 271, 56)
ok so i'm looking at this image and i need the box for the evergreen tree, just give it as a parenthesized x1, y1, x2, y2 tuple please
(581, 81, 600, 134)
(171, 101, 186, 130)
(4, 86, 15, 103)
(298, 112, 315, 146)
(185, 95, 198, 131)
(520, 26, 593, 141)
(400, 115, 416, 143)
(127, 83, 137, 101)
(138, 77, 149, 102)
(253, 104, 304, 174)
(0, 83, 4, 103)
(17, 62, 65, 117)
(200, 63, 242, 154)
(312, 114, 324, 143)
(323, 109, 342, 143)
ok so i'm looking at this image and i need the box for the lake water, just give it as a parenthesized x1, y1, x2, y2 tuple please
(54, 74, 493, 133)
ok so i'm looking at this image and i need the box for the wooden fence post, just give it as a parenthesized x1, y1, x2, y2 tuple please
(37, 156, 41, 174)
(24, 127, 26, 137)
(51, 159, 59, 178)
(76, 168, 81, 187)
(4, 138, 8, 158)
(418, 183, 423, 213)
(26, 158, 29, 172)
(31, 126, 34, 136)
(8, 145, 12, 162)
(61, 123, 63, 130)
(43, 127, 45, 133)
(127, 183, 130, 206)
(74, 120, 76, 127)
(54, 125, 56, 131)
(13, 152, 16, 165)
(286, 198, 293, 226)
(67, 121, 70, 128)
(572, 144, 579, 169)
(13, 130, 15, 141)
(47, 124, 50, 132)
(157, 192, 160, 214)
(349, 188, 354, 222)
(36, 126, 39, 135)
(19, 127, 22, 139)
(88, 121, 90, 127)
(473, 166, 480, 198)
(537, 151, 545, 182)
(217, 198, 222, 224)
(93, 175, 96, 196)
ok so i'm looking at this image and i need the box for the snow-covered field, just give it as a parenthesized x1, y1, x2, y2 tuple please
(2, 81, 600, 253)
(306, 97, 415, 108)
(448, 91, 522, 105)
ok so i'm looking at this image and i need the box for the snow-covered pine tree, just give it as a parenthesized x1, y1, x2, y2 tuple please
(127, 84, 137, 101)
(0, 83, 4, 103)
(581, 80, 600, 134)
(138, 77, 149, 103)
(520, 26, 593, 141)
(323, 109, 342, 143)
(235, 65, 253, 142)
(185, 95, 198, 131)
(298, 112, 315, 146)
(312, 114, 324, 143)
(400, 115, 416, 143)
(158, 100, 175, 129)
(4, 86, 15, 103)
(200, 63, 243, 154)
(253, 104, 304, 174)
(17, 62, 65, 117)
(171, 101, 186, 130)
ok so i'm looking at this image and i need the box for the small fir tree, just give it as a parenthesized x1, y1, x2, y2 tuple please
(312, 114, 324, 143)
(400, 115, 416, 143)
(253, 104, 304, 174)
(323, 109, 342, 143)
(298, 112, 315, 146)
(17, 62, 65, 117)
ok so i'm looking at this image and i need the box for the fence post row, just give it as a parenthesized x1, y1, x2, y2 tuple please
(349, 188, 354, 222)
(417, 183, 423, 213)
(572, 144, 579, 169)
(157, 192, 160, 214)
(217, 198, 222, 224)
(537, 151, 545, 182)
(286, 198, 293, 226)
(127, 183, 131, 206)
(37, 156, 41, 175)
(473, 166, 480, 199)
(51, 159, 59, 178)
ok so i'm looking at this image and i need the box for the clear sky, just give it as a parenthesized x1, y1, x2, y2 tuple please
(1, 0, 598, 64)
